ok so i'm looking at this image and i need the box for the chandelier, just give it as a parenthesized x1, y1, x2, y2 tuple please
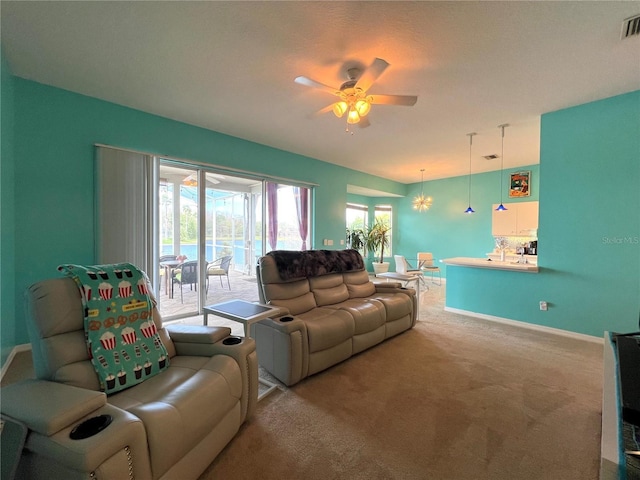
(412, 169, 433, 212)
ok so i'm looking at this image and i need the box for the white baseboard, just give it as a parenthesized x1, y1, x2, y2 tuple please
(444, 307, 602, 344)
(1, 343, 32, 382)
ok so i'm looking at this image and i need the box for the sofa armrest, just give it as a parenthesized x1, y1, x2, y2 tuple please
(206, 336, 259, 421)
(165, 325, 231, 356)
(21, 403, 151, 480)
(2, 380, 152, 480)
(372, 280, 402, 289)
(253, 315, 306, 334)
(251, 316, 309, 387)
(1, 379, 106, 436)
(374, 284, 416, 296)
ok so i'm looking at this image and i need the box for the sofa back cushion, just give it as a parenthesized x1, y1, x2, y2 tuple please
(343, 270, 377, 298)
(258, 250, 368, 313)
(309, 274, 349, 306)
(260, 276, 316, 315)
(58, 263, 170, 394)
(267, 291, 317, 316)
(25, 277, 175, 391)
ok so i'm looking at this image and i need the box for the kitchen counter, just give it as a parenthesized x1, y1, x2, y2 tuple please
(486, 252, 538, 264)
(443, 257, 539, 273)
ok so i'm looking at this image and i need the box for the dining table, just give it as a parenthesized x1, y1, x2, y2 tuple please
(159, 260, 181, 298)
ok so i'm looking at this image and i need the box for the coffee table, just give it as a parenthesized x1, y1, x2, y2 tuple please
(203, 300, 286, 400)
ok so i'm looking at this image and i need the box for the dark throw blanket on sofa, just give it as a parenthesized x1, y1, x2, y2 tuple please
(267, 249, 365, 281)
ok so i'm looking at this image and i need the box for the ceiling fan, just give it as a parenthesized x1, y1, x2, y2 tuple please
(294, 58, 418, 129)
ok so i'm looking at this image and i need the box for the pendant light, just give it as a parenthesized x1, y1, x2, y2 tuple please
(464, 132, 477, 214)
(412, 168, 432, 212)
(495, 124, 509, 211)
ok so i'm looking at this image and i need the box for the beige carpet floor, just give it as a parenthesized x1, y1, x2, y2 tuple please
(2, 283, 603, 479)
(199, 284, 603, 480)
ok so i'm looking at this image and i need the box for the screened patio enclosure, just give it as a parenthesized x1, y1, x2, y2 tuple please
(158, 162, 311, 320)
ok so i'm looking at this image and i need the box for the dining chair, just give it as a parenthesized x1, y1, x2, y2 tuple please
(394, 255, 426, 288)
(417, 252, 442, 285)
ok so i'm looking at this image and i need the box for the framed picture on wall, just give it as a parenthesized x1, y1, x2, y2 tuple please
(509, 171, 531, 197)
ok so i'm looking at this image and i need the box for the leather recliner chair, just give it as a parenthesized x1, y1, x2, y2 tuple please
(1, 277, 258, 480)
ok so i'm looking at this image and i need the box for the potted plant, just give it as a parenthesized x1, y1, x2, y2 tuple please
(365, 220, 391, 274)
(346, 227, 366, 252)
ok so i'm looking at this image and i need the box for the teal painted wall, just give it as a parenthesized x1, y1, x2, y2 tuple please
(1, 49, 16, 366)
(3, 70, 638, 356)
(445, 91, 640, 337)
(7, 78, 407, 347)
(395, 164, 540, 270)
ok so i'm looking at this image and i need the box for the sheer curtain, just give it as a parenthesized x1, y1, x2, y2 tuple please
(266, 182, 278, 251)
(294, 187, 309, 250)
(95, 146, 156, 279)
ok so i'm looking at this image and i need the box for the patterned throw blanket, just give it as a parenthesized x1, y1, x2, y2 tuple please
(58, 263, 169, 394)
(266, 249, 365, 281)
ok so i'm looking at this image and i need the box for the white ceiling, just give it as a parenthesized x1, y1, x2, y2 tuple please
(2, 1, 639, 186)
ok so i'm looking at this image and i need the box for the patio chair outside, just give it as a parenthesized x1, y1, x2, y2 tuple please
(172, 260, 198, 303)
(207, 255, 232, 292)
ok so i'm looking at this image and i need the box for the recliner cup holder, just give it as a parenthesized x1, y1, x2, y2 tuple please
(222, 336, 242, 345)
(279, 316, 294, 322)
(70, 414, 112, 440)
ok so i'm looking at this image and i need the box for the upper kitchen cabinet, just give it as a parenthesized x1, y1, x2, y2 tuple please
(492, 201, 539, 236)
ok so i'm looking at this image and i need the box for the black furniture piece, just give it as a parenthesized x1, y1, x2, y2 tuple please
(611, 332, 640, 479)
(172, 260, 198, 303)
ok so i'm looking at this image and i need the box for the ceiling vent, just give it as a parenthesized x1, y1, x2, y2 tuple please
(483, 154, 499, 160)
(622, 14, 640, 39)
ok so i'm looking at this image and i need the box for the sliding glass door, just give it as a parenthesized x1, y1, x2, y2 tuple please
(157, 163, 312, 321)
(158, 164, 201, 317)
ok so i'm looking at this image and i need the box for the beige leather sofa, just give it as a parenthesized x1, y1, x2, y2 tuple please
(1, 277, 258, 480)
(253, 250, 417, 386)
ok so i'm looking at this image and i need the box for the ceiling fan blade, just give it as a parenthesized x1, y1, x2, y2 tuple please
(312, 103, 337, 117)
(355, 58, 389, 92)
(294, 76, 339, 95)
(369, 94, 418, 106)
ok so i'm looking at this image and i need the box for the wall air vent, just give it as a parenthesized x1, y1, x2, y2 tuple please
(622, 14, 640, 39)
(483, 154, 499, 160)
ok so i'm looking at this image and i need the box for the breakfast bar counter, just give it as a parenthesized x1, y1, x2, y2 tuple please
(443, 257, 539, 273)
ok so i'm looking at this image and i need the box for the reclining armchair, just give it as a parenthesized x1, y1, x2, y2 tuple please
(1, 276, 258, 480)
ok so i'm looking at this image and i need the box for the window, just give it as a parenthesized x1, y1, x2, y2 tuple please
(346, 203, 368, 251)
(264, 182, 311, 251)
(374, 204, 392, 257)
(346, 203, 368, 231)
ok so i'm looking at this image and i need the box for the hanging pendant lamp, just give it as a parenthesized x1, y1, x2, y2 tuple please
(495, 124, 509, 211)
(464, 132, 477, 214)
(413, 168, 432, 212)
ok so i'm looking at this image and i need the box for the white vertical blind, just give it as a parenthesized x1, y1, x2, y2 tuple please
(95, 146, 156, 279)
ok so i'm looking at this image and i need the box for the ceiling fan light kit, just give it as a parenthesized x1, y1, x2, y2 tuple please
(295, 57, 417, 131)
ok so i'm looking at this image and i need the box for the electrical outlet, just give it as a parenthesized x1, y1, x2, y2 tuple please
(539, 301, 548, 311)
